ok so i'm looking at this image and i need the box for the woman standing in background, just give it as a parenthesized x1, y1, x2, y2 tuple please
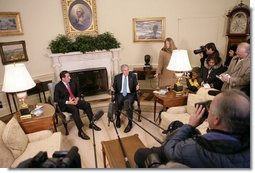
(224, 45, 237, 70)
(154, 37, 177, 88)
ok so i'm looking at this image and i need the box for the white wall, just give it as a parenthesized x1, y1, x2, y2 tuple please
(0, 0, 250, 116)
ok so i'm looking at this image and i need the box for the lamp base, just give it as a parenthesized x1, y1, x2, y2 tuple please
(20, 108, 30, 115)
(174, 84, 183, 92)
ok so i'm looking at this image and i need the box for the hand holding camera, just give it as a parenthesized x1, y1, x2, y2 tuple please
(189, 100, 212, 127)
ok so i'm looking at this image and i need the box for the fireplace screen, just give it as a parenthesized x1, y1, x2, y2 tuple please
(70, 67, 108, 96)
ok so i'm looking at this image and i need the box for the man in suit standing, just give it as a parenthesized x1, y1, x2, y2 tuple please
(111, 64, 139, 133)
(54, 70, 102, 140)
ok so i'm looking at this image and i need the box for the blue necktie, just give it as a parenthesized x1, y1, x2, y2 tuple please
(123, 76, 127, 97)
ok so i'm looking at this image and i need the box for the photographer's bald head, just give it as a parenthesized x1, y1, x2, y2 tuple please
(207, 89, 249, 134)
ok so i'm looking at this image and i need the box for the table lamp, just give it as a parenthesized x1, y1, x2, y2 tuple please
(166, 50, 192, 92)
(2, 63, 36, 115)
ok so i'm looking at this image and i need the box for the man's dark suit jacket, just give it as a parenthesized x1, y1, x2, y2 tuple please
(113, 72, 138, 95)
(54, 80, 81, 111)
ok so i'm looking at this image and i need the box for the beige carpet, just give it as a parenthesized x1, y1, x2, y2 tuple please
(56, 101, 166, 168)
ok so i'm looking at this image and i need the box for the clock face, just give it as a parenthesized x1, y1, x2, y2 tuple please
(229, 11, 247, 34)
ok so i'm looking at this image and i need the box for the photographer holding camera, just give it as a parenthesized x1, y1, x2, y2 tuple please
(134, 89, 250, 168)
(194, 42, 220, 68)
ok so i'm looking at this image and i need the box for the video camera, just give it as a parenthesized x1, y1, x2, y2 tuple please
(17, 146, 81, 168)
(193, 46, 206, 55)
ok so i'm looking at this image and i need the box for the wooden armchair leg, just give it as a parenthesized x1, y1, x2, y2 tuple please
(53, 114, 58, 132)
(63, 122, 69, 135)
(137, 101, 142, 122)
(54, 114, 58, 124)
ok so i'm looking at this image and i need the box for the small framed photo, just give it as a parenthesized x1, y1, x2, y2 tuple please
(133, 17, 165, 42)
(0, 40, 28, 65)
(0, 12, 23, 36)
(61, 0, 98, 36)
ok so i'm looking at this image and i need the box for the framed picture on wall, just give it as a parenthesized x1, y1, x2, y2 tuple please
(0, 12, 23, 36)
(133, 17, 165, 42)
(0, 41, 28, 65)
(61, 0, 98, 36)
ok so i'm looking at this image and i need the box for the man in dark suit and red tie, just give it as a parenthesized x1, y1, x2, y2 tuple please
(111, 64, 139, 133)
(54, 70, 103, 140)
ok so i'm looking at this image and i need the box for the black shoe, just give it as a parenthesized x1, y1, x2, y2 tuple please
(89, 123, 101, 131)
(116, 118, 121, 128)
(124, 123, 132, 133)
(78, 130, 90, 140)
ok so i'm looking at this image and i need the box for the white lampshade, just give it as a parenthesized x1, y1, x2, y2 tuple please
(2, 63, 36, 93)
(167, 50, 192, 72)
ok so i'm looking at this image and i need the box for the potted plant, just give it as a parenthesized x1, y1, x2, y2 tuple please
(48, 32, 120, 54)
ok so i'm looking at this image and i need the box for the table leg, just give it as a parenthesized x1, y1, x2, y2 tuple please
(102, 147, 106, 168)
(6, 93, 12, 114)
(42, 90, 46, 103)
(154, 99, 157, 122)
(12, 93, 18, 111)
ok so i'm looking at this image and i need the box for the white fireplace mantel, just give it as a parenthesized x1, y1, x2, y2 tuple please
(49, 48, 121, 88)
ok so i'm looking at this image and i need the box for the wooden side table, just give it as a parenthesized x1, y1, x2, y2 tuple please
(154, 90, 188, 124)
(15, 103, 56, 134)
(101, 134, 145, 168)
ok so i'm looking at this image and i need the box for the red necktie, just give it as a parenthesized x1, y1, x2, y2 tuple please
(66, 83, 75, 99)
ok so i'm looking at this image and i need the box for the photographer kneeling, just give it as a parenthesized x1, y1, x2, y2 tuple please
(134, 90, 250, 168)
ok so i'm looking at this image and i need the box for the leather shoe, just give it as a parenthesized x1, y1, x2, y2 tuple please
(89, 123, 101, 131)
(116, 118, 121, 128)
(124, 124, 132, 133)
(78, 130, 90, 140)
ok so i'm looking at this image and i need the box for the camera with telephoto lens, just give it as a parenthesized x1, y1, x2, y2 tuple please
(193, 46, 206, 54)
(17, 146, 81, 168)
(195, 100, 212, 122)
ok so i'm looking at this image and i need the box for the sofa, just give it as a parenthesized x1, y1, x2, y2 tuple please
(161, 87, 218, 134)
(0, 117, 71, 168)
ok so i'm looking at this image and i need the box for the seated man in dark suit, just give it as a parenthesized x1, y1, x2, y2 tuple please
(54, 70, 102, 140)
(111, 64, 139, 133)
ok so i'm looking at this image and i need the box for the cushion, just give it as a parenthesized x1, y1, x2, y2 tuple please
(2, 117, 28, 159)
(0, 120, 14, 168)
(11, 132, 65, 168)
(186, 94, 204, 115)
(166, 106, 186, 114)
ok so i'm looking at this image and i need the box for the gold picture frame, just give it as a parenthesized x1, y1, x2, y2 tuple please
(0, 12, 23, 36)
(0, 40, 28, 65)
(61, 0, 98, 36)
(133, 17, 165, 42)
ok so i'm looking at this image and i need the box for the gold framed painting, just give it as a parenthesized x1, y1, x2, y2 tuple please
(0, 41, 28, 65)
(133, 17, 165, 42)
(61, 0, 98, 36)
(0, 12, 23, 36)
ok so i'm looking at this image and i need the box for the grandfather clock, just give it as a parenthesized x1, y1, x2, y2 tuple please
(226, 2, 250, 51)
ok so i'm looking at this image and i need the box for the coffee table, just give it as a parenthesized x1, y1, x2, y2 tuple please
(154, 90, 188, 124)
(101, 134, 145, 168)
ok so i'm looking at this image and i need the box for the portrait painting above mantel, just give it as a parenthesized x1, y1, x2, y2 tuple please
(61, 0, 98, 36)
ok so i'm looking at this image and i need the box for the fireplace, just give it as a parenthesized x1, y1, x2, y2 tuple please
(49, 49, 121, 95)
(70, 68, 108, 96)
